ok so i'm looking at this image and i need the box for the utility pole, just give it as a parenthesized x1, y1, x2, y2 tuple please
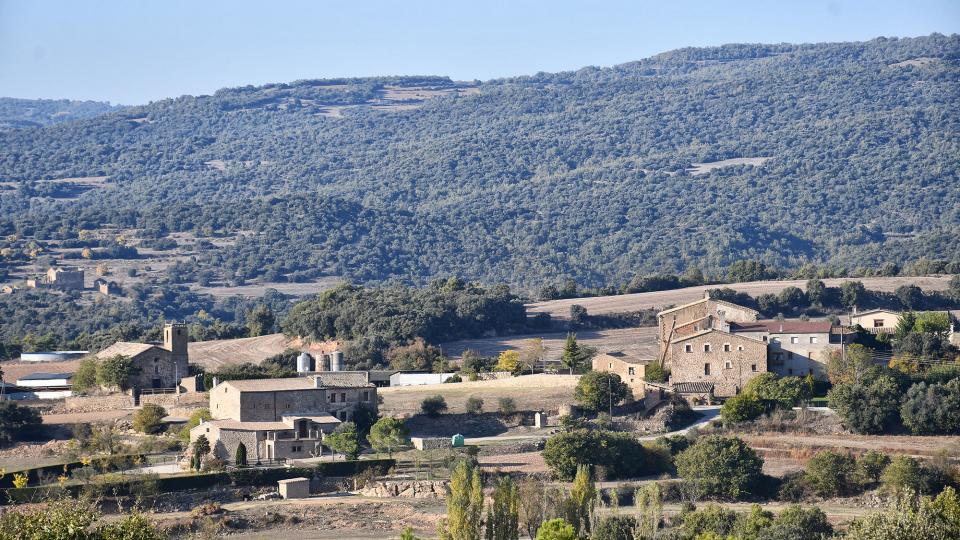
(608, 374, 612, 417)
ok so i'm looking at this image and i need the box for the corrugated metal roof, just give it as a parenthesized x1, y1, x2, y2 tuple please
(17, 372, 74, 381)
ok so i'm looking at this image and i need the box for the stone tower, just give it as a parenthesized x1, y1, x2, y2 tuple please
(163, 323, 189, 366)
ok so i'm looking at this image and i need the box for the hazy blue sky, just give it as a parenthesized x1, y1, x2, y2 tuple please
(1, 0, 958, 104)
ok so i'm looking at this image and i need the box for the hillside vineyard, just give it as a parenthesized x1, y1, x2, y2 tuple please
(0, 35, 958, 288)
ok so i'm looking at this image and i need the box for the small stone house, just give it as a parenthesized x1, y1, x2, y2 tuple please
(592, 352, 650, 397)
(96, 323, 188, 391)
(849, 309, 901, 334)
(668, 329, 767, 397)
(193, 372, 377, 463)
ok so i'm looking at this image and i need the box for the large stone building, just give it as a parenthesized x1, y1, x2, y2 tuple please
(192, 372, 376, 463)
(728, 320, 840, 378)
(668, 329, 768, 397)
(96, 323, 189, 391)
(657, 294, 760, 361)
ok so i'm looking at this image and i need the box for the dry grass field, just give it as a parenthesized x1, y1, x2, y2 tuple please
(188, 333, 292, 369)
(527, 275, 954, 320)
(440, 326, 658, 361)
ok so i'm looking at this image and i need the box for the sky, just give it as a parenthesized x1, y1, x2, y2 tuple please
(1, 0, 958, 105)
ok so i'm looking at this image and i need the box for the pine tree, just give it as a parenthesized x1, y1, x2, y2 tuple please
(561, 333, 582, 375)
(485, 476, 519, 540)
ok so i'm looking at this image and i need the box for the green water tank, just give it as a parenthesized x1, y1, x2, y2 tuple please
(451, 433, 465, 447)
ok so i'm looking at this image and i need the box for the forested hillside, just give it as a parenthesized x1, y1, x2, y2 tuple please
(0, 98, 121, 130)
(1, 35, 958, 288)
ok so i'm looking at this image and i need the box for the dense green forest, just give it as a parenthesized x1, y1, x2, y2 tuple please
(0, 98, 121, 131)
(0, 35, 958, 288)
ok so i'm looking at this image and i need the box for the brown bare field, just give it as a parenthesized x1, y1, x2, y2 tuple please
(440, 327, 658, 361)
(378, 374, 580, 416)
(527, 276, 955, 320)
(194, 277, 340, 298)
(188, 333, 292, 369)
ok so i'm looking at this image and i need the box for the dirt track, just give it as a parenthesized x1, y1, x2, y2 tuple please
(526, 276, 954, 320)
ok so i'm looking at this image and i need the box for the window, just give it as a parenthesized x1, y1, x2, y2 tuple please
(724, 361, 732, 369)
(787, 352, 794, 360)
(340, 392, 346, 402)
(790, 337, 799, 344)
(751, 364, 757, 372)
(362, 391, 369, 401)
(772, 337, 780, 344)
(684, 344, 693, 353)
(873, 319, 884, 328)
(723, 343, 731, 352)
(154, 366, 159, 374)
(737, 346, 744, 351)
(762, 336, 768, 342)
(285, 403, 291, 409)
(788, 368, 794, 375)
(703, 344, 711, 353)
(608, 363, 612, 368)
(809, 336, 818, 344)
(628, 367, 635, 376)
(704, 364, 711, 376)
(329, 394, 335, 403)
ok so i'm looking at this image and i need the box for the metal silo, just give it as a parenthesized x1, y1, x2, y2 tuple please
(296, 352, 313, 374)
(329, 350, 344, 371)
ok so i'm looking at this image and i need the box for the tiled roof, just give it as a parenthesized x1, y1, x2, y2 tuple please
(734, 320, 833, 334)
(658, 298, 708, 316)
(222, 378, 317, 392)
(597, 352, 650, 364)
(850, 309, 899, 317)
(281, 414, 341, 425)
(313, 371, 371, 387)
(221, 372, 371, 392)
(96, 342, 159, 359)
(202, 420, 290, 431)
(673, 382, 714, 394)
(17, 372, 73, 381)
(670, 328, 765, 344)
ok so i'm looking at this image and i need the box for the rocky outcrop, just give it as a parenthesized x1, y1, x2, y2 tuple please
(358, 480, 448, 499)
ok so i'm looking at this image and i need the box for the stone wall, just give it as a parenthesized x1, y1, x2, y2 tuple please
(56, 391, 207, 414)
(358, 480, 448, 499)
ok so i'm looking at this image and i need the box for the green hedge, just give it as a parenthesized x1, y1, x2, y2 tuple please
(0, 454, 147, 489)
(2, 458, 395, 505)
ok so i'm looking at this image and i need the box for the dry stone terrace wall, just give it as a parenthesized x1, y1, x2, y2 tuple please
(54, 391, 207, 413)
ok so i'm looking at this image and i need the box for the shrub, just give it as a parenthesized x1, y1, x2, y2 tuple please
(828, 373, 901, 434)
(542, 430, 656, 481)
(535, 518, 576, 540)
(881, 455, 925, 495)
(95, 354, 138, 391)
(179, 408, 212, 442)
(674, 436, 763, 500)
(498, 397, 517, 415)
(721, 393, 764, 424)
(900, 380, 960, 435)
(591, 515, 636, 540)
(0, 401, 42, 447)
(644, 363, 670, 383)
(465, 396, 484, 415)
(805, 451, 858, 497)
(743, 373, 812, 408)
(855, 450, 891, 485)
(574, 371, 632, 413)
(844, 487, 960, 539)
(132, 404, 167, 434)
(235, 442, 248, 466)
(420, 395, 448, 418)
(758, 505, 833, 540)
(681, 504, 740, 537)
(777, 472, 812, 502)
(72, 357, 98, 392)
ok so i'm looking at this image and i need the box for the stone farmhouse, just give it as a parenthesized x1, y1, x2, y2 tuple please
(26, 266, 85, 290)
(96, 323, 189, 391)
(650, 293, 843, 398)
(192, 372, 376, 463)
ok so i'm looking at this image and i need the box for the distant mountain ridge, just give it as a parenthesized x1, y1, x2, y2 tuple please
(0, 34, 958, 288)
(0, 97, 122, 130)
